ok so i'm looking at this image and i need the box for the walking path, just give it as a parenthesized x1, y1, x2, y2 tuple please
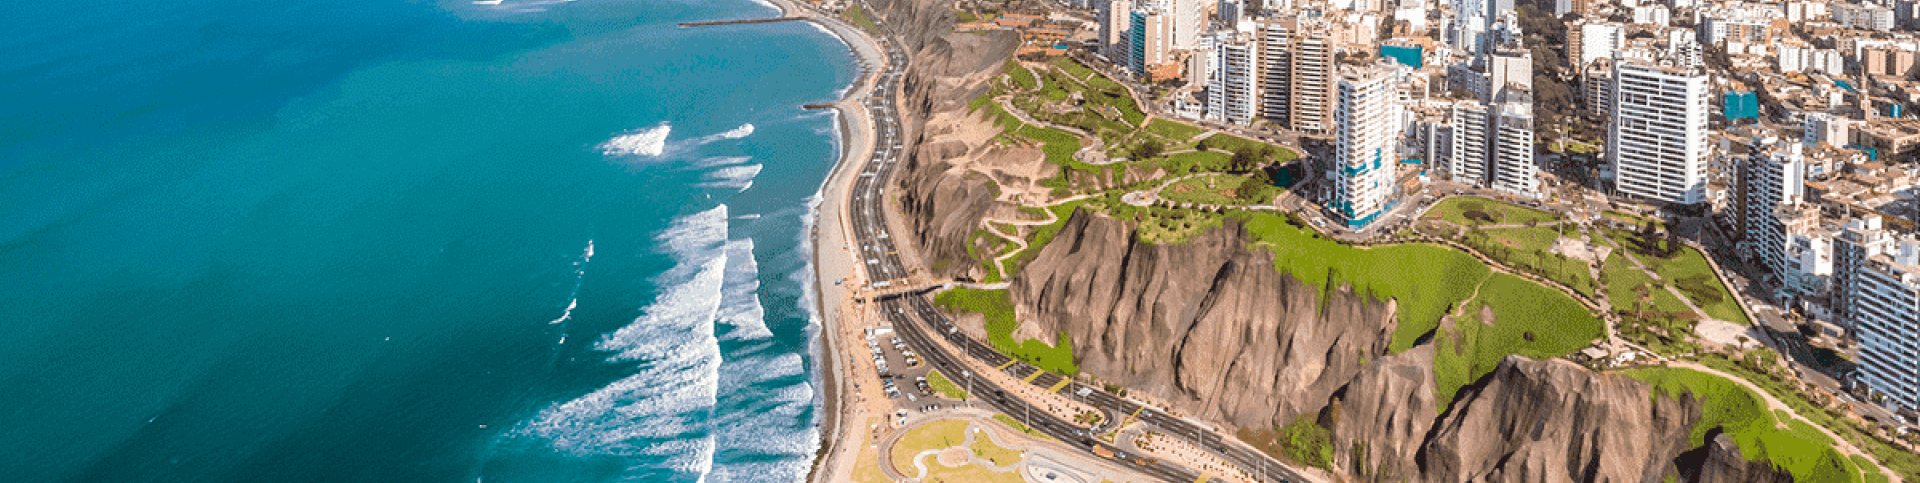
(979, 194, 1091, 278)
(1663, 361, 1902, 483)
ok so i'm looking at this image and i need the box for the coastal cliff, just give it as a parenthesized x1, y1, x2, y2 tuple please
(867, 0, 1794, 481)
(862, 0, 1017, 279)
(1011, 210, 1398, 431)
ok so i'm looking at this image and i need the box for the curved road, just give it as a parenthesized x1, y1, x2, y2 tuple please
(844, 6, 1308, 483)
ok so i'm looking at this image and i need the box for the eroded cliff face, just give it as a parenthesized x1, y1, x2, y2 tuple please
(873, 1, 1776, 480)
(1005, 212, 1722, 483)
(860, 0, 1018, 279)
(1012, 210, 1398, 431)
(1415, 356, 1699, 483)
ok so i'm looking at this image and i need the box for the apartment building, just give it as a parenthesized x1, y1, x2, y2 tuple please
(1608, 58, 1711, 204)
(1834, 215, 1920, 416)
(1291, 30, 1335, 134)
(1735, 137, 1808, 291)
(1209, 33, 1260, 125)
(1331, 61, 1402, 228)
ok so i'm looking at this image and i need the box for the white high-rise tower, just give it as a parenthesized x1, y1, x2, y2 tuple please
(1331, 62, 1402, 228)
(1608, 59, 1710, 204)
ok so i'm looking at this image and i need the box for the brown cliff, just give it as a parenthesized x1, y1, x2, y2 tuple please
(1011, 210, 1398, 431)
(869, 0, 1790, 480)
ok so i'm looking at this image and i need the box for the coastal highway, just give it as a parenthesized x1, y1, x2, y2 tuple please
(841, 7, 1306, 482)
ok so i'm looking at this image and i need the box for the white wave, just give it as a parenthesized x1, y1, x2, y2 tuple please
(548, 240, 595, 325)
(717, 239, 772, 340)
(698, 164, 763, 191)
(717, 124, 755, 139)
(692, 156, 754, 169)
(707, 352, 818, 482)
(600, 124, 671, 157)
(509, 206, 730, 479)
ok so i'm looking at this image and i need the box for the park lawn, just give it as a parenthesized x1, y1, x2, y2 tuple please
(1427, 196, 1561, 226)
(1602, 252, 1692, 316)
(932, 287, 1078, 375)
(927, 369, 969, 400)
(1005, 59, 1038, 91)
(891, 419, 972, 475)
(1161, 174, 1270, 206)
(1470, 226, 1597, 298)
(1104, 201, 1228, 244)
(1080, 74, 1145, 126)
(1644, 247, 1750, 325)
(1233, 211, 1491, 353)
(1156, 150, 1234, 173)
(992, 414, 1052, 440)
(1434, 273, 1604, 405)
(843, 5, 880, 34)
(1199, 134, 1300, 163)
(1049, 56, 1096, 81)
(1145, 118, 1206, 143)
(1625, 367, 1865, 483)
(1014, 124, 1082, 167)
(969, 429, 1025, 466)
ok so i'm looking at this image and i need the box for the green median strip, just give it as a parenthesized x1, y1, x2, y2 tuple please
(1047, 378, 1072, 393)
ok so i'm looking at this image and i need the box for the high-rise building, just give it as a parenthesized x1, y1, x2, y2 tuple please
(1256, 19, 1293, 126)
(1290, 31, 1334, 134)
(1448, 100, 1491, 184)
(1487, 42, 1532, 101)
(1834, 215, 1920, 416)
(1100, 0, 1135, 60)
(1129, 7, 1175, 78)
(1209, 34, 1260, 125)
(1571, 21, 1626, 68)
(1608, 59, 1710, 204)
(1835, 3, 1897, 31)
(1331, 62, 1402, 228)
(1446, 87, 1537, 196)
(1735, 137, 1807, 288)
(1489, 88, 1538, 197)
(1582, 57, 1614, 118)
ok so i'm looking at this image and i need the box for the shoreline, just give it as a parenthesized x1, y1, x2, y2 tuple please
(765, 0, 889, 481)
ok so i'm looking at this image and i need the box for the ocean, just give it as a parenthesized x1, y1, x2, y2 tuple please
(0, 0, 854, 481)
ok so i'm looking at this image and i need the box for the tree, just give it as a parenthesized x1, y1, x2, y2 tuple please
(1231, 148, 1258, 172)
(1196, 138, 1211, 151)
(1237, 169, 1275, 201)
(1132, 139, 1164, 160)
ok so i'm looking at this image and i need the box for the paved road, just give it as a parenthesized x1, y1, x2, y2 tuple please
(841, 8, 1309, 482)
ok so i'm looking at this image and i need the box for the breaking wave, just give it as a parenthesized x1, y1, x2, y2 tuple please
(716, 124, 754, 139)
(717, 239, 771, 340)
(698, 164, 762, 192)
(599, 124, 671, 157)
(601, 123, 755, 162)
(505, 206, 730, 479)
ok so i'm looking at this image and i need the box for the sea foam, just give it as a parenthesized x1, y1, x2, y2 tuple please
(717, 239, 771, 340)
(600, 124, 671, 157)
(509, 206, 730, 479)
(716, 123, 754, 139)
(699, 164, 763, 191)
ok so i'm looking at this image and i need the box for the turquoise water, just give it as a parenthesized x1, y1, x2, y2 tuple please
(0, 0, 853, 481)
